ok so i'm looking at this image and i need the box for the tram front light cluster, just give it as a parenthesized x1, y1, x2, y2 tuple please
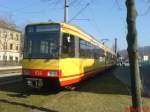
(48, 71, 58, 77)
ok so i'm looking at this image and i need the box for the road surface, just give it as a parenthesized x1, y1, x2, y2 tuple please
(0, 73, 21, 86)
(114, 65, 150, 96)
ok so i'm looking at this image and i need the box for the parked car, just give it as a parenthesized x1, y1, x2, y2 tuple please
(122, 61, 130, 66)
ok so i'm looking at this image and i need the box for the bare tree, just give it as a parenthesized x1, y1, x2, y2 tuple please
(0, 16, 17, 29)
(126, 0, 143, 111)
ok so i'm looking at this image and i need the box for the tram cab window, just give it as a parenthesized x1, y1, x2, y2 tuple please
(62, 33, 75, 58)
(24, 37, 59, 59)
(25, 40, 32, 57)
(40, 41, 49, 54)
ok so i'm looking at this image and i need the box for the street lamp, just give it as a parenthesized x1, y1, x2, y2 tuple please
(100, 38, 109, 45)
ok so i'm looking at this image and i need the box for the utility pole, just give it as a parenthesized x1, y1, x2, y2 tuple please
(64, 0, 69, 23)
(126, 0, 143, 112)
(115, 38, 117, 55)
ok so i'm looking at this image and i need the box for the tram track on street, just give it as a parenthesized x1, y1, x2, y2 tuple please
(0, 73, 22, 86)
(0, 78, 21, 86)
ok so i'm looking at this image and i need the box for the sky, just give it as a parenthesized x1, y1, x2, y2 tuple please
(0, 0, 150, 50)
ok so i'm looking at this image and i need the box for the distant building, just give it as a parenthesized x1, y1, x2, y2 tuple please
(143, 55, 149, 61)
(0, 21, 22, 65)
(148, 54, 150, 60)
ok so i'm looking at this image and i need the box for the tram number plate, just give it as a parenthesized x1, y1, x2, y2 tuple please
(26, 78, 43, 88)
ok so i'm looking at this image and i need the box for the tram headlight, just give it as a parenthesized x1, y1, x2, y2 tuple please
(48, 71, 58, 77)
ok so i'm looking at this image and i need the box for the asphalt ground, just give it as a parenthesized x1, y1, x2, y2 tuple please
(0, 74, 21, 86)
(114, 65, 150, 97)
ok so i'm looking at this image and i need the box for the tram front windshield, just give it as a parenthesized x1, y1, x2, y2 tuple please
(24, 25, 60, 59)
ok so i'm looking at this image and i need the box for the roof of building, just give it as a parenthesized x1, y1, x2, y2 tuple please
(0, 20, 22, 33)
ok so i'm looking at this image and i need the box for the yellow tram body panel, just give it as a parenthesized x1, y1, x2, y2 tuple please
(59, 58, 105, 76)
(22, 58, 106, 76)
(22, 59, 59, 70)
(22, 58, 108, 86)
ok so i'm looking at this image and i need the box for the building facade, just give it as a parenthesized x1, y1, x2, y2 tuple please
(0, 26, 22, 65)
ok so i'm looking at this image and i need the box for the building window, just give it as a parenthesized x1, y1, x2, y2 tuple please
(3, 55, 7, 60)
(3, 43, 7, 50)
(3, 31, 7, 38)
(15, 57, 18, 62)
(16, 34, 19, 41)
(10, 33, 13, 40)
(61, 33, 75, 58)
(10, 44, 13, 50)
(16, 45, 19, 50)
(9, 56, 13, 61)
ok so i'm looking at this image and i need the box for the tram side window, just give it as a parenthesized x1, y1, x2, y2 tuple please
(79, 39, 105, 59)
(99, 48, 105, 57)
(80, 39, 87, 58)
(88, 43, 93, 58)
(91, 45, 105, 59)
(106, 52, 113, 60)
(62, 33, 75, 58)
(79, 39, 93, 58)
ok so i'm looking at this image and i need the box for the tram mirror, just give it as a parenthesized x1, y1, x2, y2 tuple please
(67, 36, 71, 43)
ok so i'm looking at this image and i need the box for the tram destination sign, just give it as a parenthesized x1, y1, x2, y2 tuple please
(27, 25, 60, 33)
(36, 25, 60, 32)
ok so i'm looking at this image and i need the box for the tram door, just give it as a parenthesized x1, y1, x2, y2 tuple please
(61, 33, 77, 76)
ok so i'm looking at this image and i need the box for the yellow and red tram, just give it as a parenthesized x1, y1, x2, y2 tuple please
(22, 22, 116, 88)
